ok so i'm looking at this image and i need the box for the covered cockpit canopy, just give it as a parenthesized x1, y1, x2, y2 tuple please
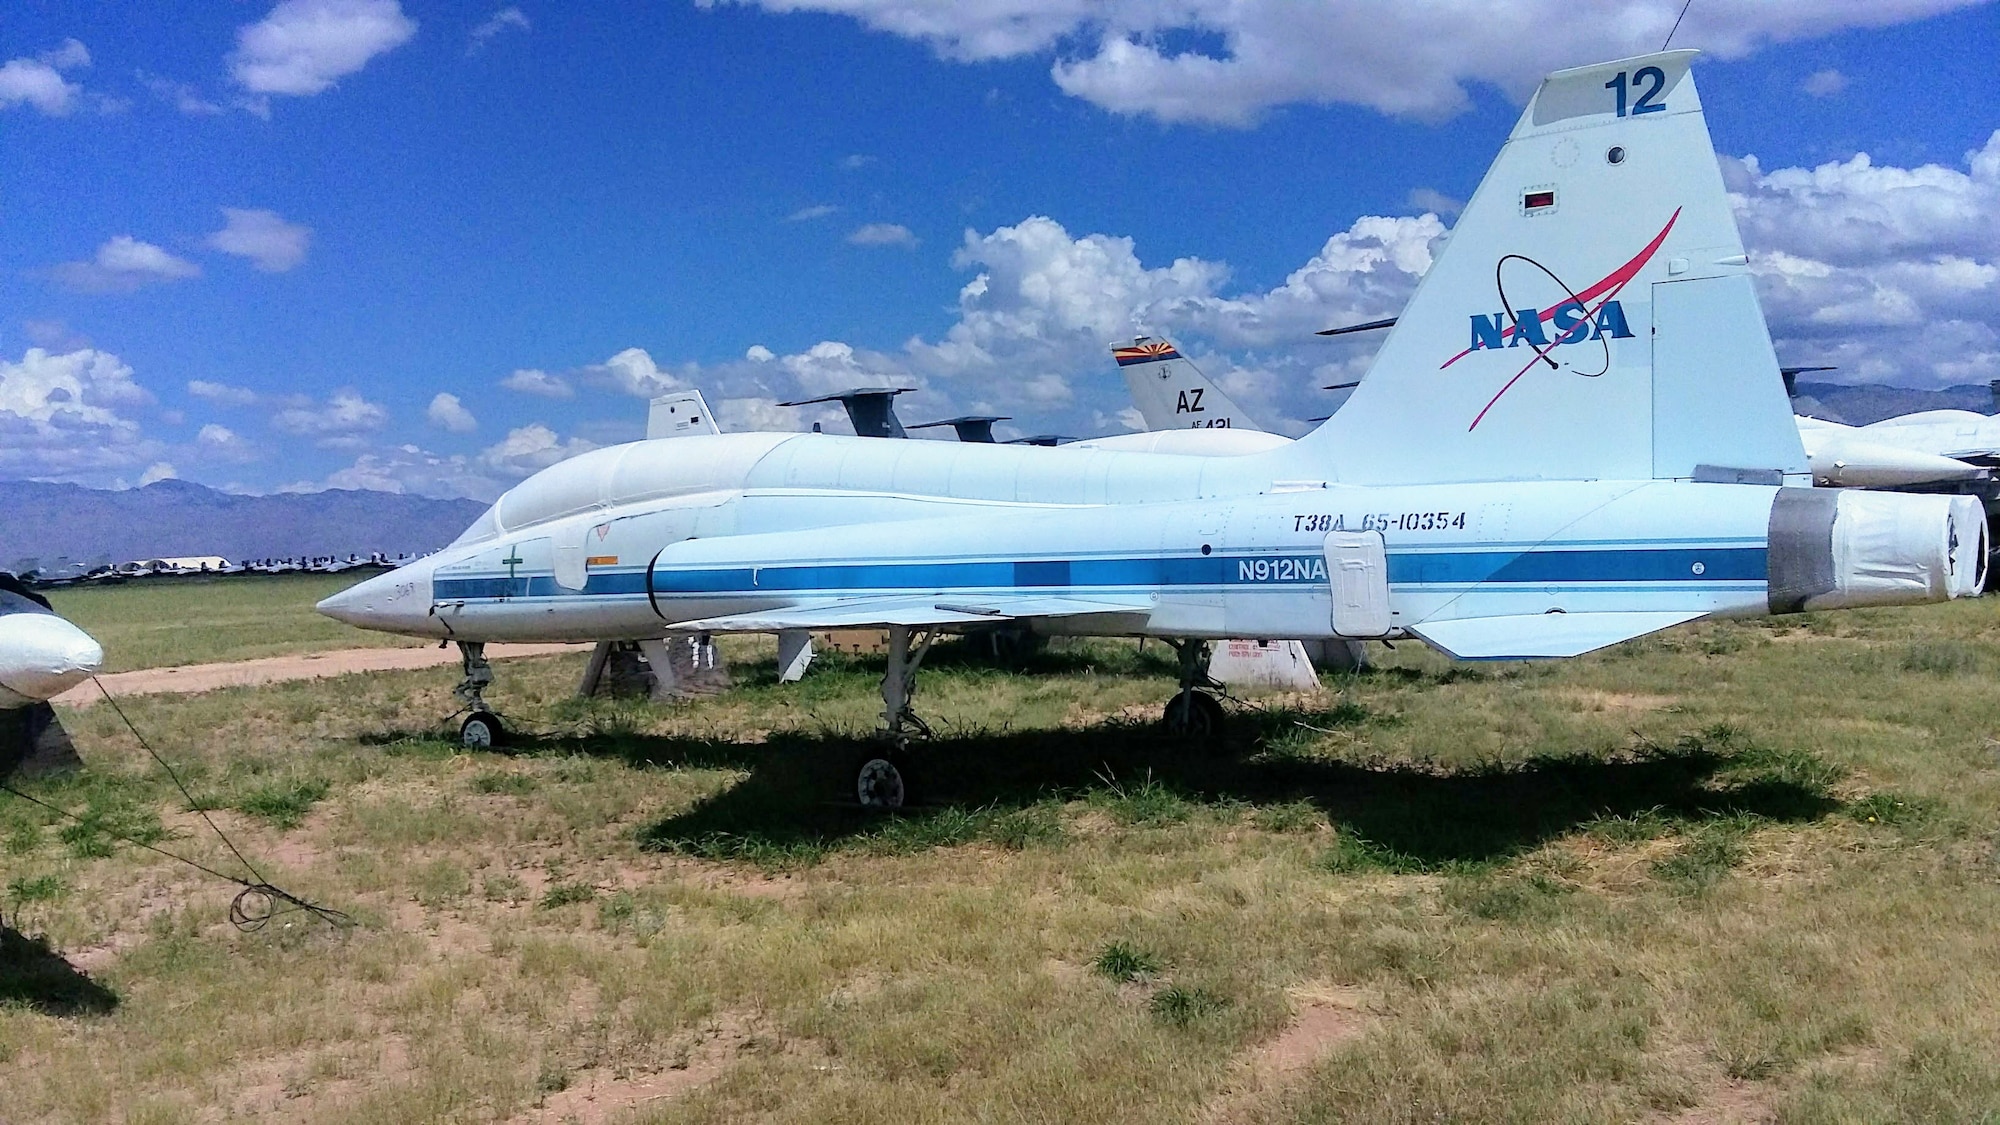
(448, 432, 798, 548)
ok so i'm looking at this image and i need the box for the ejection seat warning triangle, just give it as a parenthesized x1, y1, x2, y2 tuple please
(1323, 531, 1391, 638)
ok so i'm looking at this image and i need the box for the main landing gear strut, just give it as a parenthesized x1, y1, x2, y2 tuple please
(848, 629, 1231, 811)
(453, 641, 506, 748)
(1161, 639, 1227, 739)
(852, 626, 937, 811)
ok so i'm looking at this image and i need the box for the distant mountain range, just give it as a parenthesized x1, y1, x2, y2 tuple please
(0, 479, 488, 570)
(1791, 382, 1999, 426)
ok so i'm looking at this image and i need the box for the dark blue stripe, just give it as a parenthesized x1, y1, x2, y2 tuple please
(1396, 547, 1764, 585)
(435, 570, 651, 600)
(434, 547, 1768, 602)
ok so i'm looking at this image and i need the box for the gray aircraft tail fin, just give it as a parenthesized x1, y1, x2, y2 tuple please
(1110, 337, 1263, 433)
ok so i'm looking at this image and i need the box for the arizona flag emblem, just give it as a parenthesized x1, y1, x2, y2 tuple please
(1112, 341, 1182, 366)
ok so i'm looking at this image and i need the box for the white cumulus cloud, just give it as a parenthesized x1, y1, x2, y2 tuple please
(584, 347, 688, 397)
(426, 391, 478, 432)
(313, 422, 597, 500)
(231, 0, 418, 97)
(0, 40, 90, 117)
(848, 222, 919, 248)
(468, 6, 530, 53)
(707, 0, 1983, 125)
(1730, 131, 2000, 387)
(270, 389, 390, 447)
(1802, 68, 1849, 97)
(196, 423, 259, 461)
(0, 347, 160, 477)
(207, 208, 312, 272)
(188, 380, 262, 406)
(478, 423, 596, 477)
(51, 236, 202, 293)
(501, 368, 574, 397)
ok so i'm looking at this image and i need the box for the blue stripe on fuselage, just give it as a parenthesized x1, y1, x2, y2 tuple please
(431, 547, 1767, 602)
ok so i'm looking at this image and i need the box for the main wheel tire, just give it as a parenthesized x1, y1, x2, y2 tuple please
(854, 751, 911, 811)
(1160, 690, 1225, 739)
(460, 710, 505, 749)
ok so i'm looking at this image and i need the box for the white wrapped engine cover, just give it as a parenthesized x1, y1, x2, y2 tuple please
(1819, 491, 1984, 609)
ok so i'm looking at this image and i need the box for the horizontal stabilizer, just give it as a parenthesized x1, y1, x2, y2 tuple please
(671, 594, 1153, 632)
(1409, 610, 1706, 661)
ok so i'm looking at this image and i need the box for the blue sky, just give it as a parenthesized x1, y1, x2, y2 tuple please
(4, 0, 1997, 499)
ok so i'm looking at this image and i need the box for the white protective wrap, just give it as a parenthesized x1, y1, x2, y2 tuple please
(1948, 495, 1990, 599)
(1822, 491, 1985, 608)
(0, 613, 104, 706)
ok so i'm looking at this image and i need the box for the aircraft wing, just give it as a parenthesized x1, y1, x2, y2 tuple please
(1408, 611, 1706, 661)
(669, 594, 1155, 632)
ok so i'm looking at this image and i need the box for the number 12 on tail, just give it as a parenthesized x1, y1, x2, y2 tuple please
(1606, 67, 1667, 117)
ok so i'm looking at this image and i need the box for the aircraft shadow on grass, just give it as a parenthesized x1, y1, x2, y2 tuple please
(430, 671, 1840, 870)
(0, 925, 118, 1016)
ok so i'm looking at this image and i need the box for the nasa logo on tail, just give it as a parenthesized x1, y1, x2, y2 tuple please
(1439, 208, 1681, 430)
(1468, 301, 1633, 353)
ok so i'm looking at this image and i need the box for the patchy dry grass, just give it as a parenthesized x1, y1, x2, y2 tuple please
(43, 572, 423, 672)
(3, 590, 2000, 1122)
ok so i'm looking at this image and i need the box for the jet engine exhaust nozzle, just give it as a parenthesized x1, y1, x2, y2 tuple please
(1768, 488, 1987, 614)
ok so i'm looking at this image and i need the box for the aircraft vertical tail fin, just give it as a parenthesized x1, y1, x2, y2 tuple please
(647, 390, 721, 439)
(1111, 337, 1264, 433)
(1304, 52, 1807, 486)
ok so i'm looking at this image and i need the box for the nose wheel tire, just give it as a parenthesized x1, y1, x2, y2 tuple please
(460, 710, 506, 749)
(854, 751, 912, 811)
(1161, 690, 1225, 739)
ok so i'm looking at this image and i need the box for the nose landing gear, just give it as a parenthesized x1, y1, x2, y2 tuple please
(452, 641, 506, 748)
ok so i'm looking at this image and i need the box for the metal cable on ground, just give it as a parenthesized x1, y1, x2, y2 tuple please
(0, 677, 353, 932)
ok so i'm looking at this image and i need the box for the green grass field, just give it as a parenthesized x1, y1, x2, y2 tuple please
(5, 579, 2000, 1123)
(43, 573, 425, 672)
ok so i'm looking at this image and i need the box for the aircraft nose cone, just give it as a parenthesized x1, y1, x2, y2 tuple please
(0, 614, 105, 704)
(315, 583, 366, 626)
(317, 565, 439, 636)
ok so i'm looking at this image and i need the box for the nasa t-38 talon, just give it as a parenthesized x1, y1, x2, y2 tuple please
(321, 50, 1988, 808)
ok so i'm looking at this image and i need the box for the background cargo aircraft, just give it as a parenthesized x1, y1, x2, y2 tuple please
(321, 51, 1988, 809)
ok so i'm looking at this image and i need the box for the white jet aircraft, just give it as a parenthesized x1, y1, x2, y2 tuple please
(1, 574, 103, 781)
(322, 51, 1989, 808)
(1792, 415, 1988, 488)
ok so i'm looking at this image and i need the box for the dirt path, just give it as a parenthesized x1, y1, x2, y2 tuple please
(55, 643, 589, 707)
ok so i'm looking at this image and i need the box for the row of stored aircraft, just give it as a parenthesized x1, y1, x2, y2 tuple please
(319, 50, 1990, 809)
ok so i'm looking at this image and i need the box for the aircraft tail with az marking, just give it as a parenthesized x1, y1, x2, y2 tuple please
(1110, 337, 1263, 432)
(1301, 50, 1806, 487)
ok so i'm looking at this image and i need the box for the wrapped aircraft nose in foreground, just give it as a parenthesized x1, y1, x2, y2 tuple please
(322, 50, 1988, 809)
(0, 578, 102, 708)
(1, 574, 102, 781)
